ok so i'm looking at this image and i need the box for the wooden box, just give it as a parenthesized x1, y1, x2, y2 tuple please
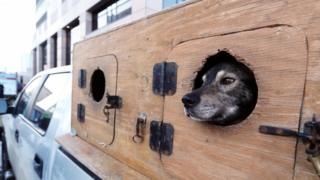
(60, 0, 320, 179)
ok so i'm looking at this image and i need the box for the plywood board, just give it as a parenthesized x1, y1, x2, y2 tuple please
(70, 0, 320, 178)
(72, 55, 118, 145)
(56, 135, 149, 179)
(162, 27, 307, 179)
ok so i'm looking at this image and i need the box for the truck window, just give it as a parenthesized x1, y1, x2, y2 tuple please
(16, 77, 42, 117)
(29, 73, 70, 131)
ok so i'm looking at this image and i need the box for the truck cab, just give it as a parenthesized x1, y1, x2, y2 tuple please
(1, 66, 96, 180)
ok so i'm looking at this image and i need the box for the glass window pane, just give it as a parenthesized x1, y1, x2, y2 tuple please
(16, 77, 42, 117)
(30, 73, 70, 131)
(163, 0, 177, 8)
(117, 0, 131, 13)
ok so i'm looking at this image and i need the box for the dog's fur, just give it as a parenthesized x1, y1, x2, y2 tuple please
(182, 52, 258, 126)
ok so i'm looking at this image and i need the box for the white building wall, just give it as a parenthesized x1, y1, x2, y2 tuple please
(33, 0, 187, 74)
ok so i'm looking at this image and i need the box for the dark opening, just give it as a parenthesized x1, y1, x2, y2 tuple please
(40, 41, 47, 71)
(66, 30, 71, 65)
(33, 48, 37, 75)
(90, 69, 106, 102)
(192, 50, 258, 125)
(52, 34, 57, 67)
(64, 18, 79, 65)
(194, 51, 256, 90)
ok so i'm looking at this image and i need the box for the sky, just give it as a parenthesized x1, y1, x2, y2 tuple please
(0, 0, 35, 72)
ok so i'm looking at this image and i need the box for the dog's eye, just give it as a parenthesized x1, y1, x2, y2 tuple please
(221, 77, 235, 85)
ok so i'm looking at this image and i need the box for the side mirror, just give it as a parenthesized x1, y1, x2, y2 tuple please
(0, 98, 15, 115)
(6, 106, 15, 114)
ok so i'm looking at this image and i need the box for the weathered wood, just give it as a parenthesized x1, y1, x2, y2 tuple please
(162, 27, 307, 179)
(56, 135, 148, 179)
(67, 0, 320, 178)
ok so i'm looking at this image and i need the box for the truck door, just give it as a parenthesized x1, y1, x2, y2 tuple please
(15, 73, 70, 180)
(5, 76, 44, 180)
(161, 27, 308, 179)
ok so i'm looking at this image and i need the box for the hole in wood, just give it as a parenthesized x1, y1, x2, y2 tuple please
(90, 68, 106, 102)
(182, 50, 258, 126)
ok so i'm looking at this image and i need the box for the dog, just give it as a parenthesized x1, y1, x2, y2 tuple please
(182, 51, 258, 126)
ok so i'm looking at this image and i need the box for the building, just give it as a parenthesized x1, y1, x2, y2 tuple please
(33, 0, 187, 74)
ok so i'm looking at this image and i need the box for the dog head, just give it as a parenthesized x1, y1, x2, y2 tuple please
(182, 55, 258, 126)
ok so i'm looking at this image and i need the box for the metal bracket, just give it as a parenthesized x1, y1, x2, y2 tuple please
(152, 62, 177, 96)
(149, 120, 174, 156)
(78, 69, 86, 88)
(105, 93, 122, 109)
(259, 114, 320, 176)
(77, 103, 85, 123)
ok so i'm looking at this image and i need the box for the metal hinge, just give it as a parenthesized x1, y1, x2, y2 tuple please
(77, 103, 85, 123)
(152, 62, 177, 96)
(78, 69, 86, 88)
(149, 120, 174, 156)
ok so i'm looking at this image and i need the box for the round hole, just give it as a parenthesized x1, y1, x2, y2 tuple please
(183, 50, 258, 126)
(90, 68, 105, 102)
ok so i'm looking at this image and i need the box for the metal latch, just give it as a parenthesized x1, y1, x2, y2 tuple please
(152, 62, 177, 96)
(104, 93, 122, 109)
(103, 93, 122, 146)
(259, 115, 320, 176)
(149, 120, 174, 156)
(132, 113, 147, 143)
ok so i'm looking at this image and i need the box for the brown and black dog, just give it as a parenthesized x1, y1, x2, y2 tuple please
(182, 51, 258, 126)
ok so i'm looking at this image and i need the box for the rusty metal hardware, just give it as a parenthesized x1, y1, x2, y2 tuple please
(149, 120, 174, 156)
(104, 93, 122, 109)
(152, 62, 177, 96)
(259, 115, 320, 176)
(103, 106, 110, 123)
(103, 93, 122, 146)
(77, 104, 85, 123)
(132, 113, 147, 143)
(78, 69, 86, 88)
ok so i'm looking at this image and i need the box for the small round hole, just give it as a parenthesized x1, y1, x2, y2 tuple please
(90, 68, 105, 102)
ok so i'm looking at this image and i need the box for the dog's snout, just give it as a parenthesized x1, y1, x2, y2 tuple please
(182, 94, 200, 108)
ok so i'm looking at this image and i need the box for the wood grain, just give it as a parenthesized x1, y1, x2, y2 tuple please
(68, 0, 320, 178)
(56, 135, 149, 179)
(162, 27, 307, 179)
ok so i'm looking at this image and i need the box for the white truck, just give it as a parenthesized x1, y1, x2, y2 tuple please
(0, 66, 98, 180)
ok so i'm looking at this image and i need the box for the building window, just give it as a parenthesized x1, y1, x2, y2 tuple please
(36, 12, 47, 37)
(33, 48, 37, 75)
(52, 34, 57, 67)
(163, 0, 186, 9)
(40, 41, 47, 70)
(91, 0, 132, 30)
(64, 19, 80, 65)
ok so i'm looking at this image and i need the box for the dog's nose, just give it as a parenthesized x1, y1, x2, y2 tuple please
(182, 94, 200, 108)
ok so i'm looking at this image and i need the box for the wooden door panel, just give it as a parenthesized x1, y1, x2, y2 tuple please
(162, 27, 307, 179)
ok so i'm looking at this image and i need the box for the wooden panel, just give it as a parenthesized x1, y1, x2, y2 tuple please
(162, 27, 307, 179)
(72, 55, 118, 145)
(56, 135, 149, 179)
(72, 32, 172, 179)
(70, 0, 320, 178)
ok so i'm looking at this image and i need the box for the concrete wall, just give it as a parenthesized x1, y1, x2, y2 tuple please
(33, 0, 186, 74)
